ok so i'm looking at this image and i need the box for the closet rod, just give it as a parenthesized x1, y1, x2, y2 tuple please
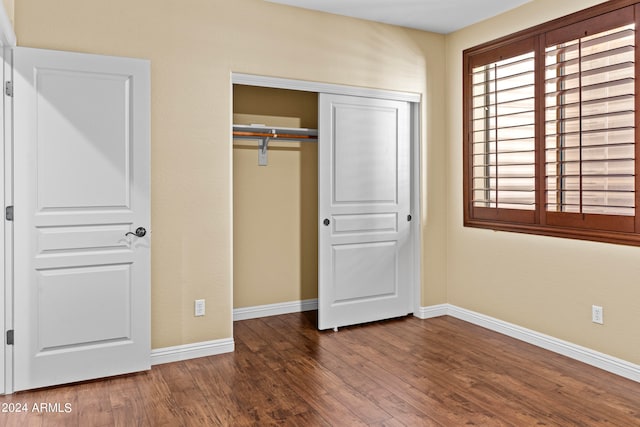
(232, 124, 317, 139)
(233, 131, 317, 140)
(232, 124, 317, 166)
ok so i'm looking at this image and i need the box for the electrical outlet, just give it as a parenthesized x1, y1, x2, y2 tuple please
(592, 305, 603, 324)
(195, 299, 205, 317)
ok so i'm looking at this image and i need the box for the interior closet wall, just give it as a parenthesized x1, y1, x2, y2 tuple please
(233, 85, 318, 309)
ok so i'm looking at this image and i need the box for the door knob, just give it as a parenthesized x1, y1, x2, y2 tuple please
(323, 218, 330, 226)
(126, 227, 147, 237)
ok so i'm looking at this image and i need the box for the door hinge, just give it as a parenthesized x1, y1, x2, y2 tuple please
(6, 330, 13, 345)
(5, 81, 12, 97)
(5, 205, 13, 221)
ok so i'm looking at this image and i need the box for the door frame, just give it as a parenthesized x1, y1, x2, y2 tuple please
(0, 2, 16, 395)
(230, 73, 423, 322)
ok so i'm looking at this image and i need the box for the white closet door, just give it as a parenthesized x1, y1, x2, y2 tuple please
(12, 47, 150, 391)
(318, 93, 412, 330)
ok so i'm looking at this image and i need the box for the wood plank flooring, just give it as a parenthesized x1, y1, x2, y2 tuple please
(1, 312, 639, 426)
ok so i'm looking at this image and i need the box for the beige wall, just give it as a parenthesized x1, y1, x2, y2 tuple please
(14, 0, 447, 348)
(446, 0, 640, 364)
(233, 86, 318, 308)
(16, 0, 632, 368)
(2, 0, 12, 26)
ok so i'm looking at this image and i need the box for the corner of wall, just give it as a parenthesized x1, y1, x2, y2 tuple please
(421, 28, 450, 307)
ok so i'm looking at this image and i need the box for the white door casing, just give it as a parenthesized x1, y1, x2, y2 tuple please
(0, 44, 6, 396)
(318, 93, 412, 330)
(12, 47, 150, 391)
(0, 0, 17, 395)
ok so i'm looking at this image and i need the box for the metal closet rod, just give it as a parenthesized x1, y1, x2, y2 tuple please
(232, 124, 318, 166)
(233, 130, 317, 139)
(232, 124, 318, 140)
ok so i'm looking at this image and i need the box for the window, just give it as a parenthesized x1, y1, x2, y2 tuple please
(463, 2, 640, 246)
(468, 38, 537, 224)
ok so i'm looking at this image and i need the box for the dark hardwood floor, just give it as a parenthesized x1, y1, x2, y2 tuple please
(1, 312, 639, 426)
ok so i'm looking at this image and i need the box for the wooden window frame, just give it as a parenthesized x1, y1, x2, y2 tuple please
(463, 0, 640, 246)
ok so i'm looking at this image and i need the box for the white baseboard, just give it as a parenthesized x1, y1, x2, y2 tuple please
(414, 303, 449, 319)
(416, 304, 640, 383)
(151, 302, 640, 383)
(151, 338, 235, 365)
(150, 299, 317, 366)
(233, 298, 318, 321)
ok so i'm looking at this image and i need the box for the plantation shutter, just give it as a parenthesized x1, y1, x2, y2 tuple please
(544, 7, 636, 232)
(468, 38, 537, 223)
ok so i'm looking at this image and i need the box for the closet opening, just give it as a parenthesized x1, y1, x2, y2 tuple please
(232, 85, 319, 318)
(231, 73, 422, 330)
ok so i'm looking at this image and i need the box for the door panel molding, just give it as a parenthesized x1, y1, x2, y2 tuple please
(12, 47, 150, 392)
(319, 93, 412, 330)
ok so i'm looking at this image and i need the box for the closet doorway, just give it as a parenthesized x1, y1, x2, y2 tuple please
(232, 74, 421, 331)
(233, 85, 319, 315)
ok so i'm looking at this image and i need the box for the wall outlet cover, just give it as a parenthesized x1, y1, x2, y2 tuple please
(195, 299, 206, 317)
(592, 305, 603, 325)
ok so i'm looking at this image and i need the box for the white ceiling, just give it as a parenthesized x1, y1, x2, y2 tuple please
(265, 0, 532, 34)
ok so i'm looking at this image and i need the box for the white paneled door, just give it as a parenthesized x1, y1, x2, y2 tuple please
(318, 94, 412, 330)
(12, 47, 150, 391)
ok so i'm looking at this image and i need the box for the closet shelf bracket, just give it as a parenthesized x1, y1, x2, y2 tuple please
(258, 136, 271, 166)
(232, 124, 318, 166)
